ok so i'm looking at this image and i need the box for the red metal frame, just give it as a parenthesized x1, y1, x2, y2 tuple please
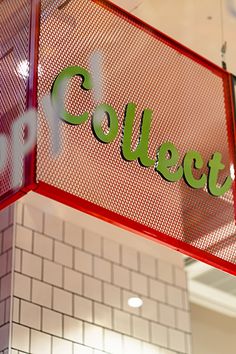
(2, 0, 236, 276)
(36, 181, 236, 276)
(224, 73, 236, 221)
(0, 0, 40, 211)
(24, 0, 41, 190)
(34, 0, 236, 275)
(93, 0, 228, 78)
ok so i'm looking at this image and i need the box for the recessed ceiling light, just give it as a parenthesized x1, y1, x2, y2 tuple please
(128, 297, 143, 308)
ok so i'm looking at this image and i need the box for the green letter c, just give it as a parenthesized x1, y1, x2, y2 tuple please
(51, 65, 92, 125)
(183, 151, 207, 189)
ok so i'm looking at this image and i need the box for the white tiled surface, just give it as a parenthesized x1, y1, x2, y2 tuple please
(20, 301, 41, 330)
(0, 206, 14, 353)
(64, 221, 82, 249)
(151, 322, 168, 347)
(103, 283, 121, 309)
(121, 246, 138, 271)
(32, 279, 52, 308)
(43, 260, 63, 287)
(42, 308, 62, 337)
(53, 287, 73, 315)
(132, 316, 149, 341)
(94, 257, 112, 282)
(0, 202, 192, 354)
(44, 214, 63, 240)
(31, 330, 51, 354)
(131, 272, 148, 296)
(64, 316, 83, 343)
(94, 302, 112, 328)
(33, 232, 53, 260)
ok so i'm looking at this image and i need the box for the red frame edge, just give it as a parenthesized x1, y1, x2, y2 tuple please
(1, 0, 235, 276)
(92, 0, 228, 78)
(35, 181, 236, 276)
(33, 0, 236, 275)
(0, 0, 41, 212)
(224, 73, 236, 222)
(24, 0, 41, 191)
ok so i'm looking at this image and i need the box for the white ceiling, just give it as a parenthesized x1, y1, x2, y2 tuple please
(112, 0, 236, 75)
(184, 260, 236, 317)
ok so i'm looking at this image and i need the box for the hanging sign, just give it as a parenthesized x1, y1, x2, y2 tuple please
(34, 0, 236, 275)
(1, 0, 236, 276)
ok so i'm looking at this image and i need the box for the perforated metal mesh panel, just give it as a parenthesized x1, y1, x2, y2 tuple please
(0, 0, 32, 206)
(37, 0, 236, 272)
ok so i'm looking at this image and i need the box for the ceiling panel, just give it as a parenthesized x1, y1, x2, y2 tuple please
(112, 0, 236, 74)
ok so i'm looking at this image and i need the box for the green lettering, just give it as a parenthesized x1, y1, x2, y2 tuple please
(155, 142, 183, 182)
(121, 103, 155, 167)
(92, 103, 119, 143)
(207, 152, 232, 196)
(183, 151, 207, 189)
(51, 66, 92, 125)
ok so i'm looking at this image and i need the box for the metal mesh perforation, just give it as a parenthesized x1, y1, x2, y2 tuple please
(0, 0, 30, 198)
(37, 0, 236, 265)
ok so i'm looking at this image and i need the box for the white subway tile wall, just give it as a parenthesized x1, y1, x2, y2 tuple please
(1, 202, 192, 354)
(0, 206, 14, 353)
